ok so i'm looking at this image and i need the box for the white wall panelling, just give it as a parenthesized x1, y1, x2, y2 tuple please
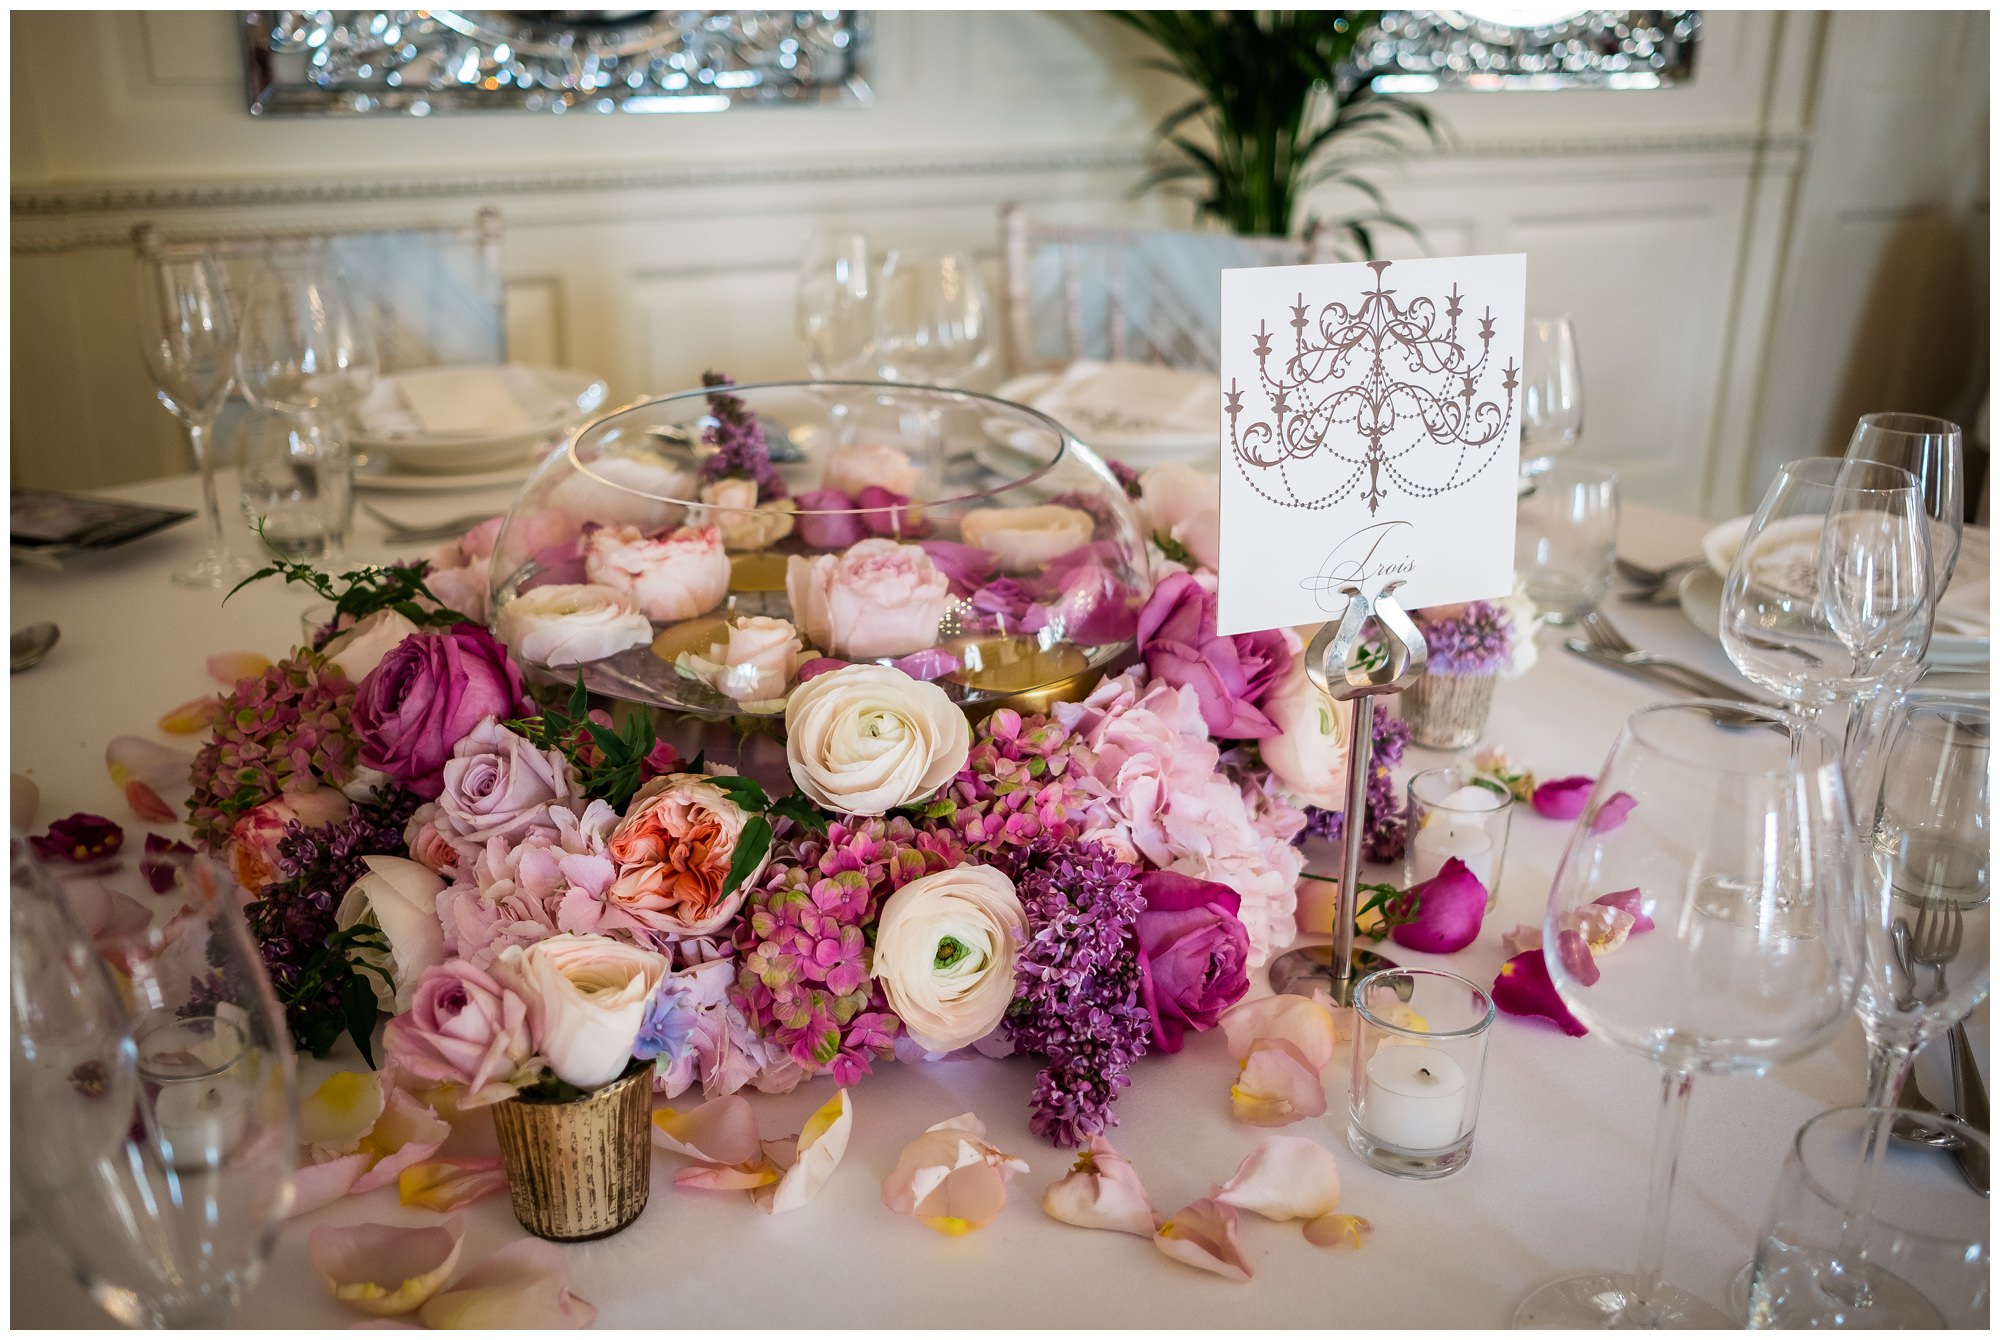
(11, 9, 1989, 521)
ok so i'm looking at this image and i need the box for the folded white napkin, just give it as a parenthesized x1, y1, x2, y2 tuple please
(357, 365, 574, 439)
(1029, 359, 1219, 445)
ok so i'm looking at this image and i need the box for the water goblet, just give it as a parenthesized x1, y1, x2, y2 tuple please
(874, 249, 994, 388)
(1844, 411, 1965, 592)
(136, 250, 250, 588)
(796, 230, 878, 380)
(1515, 460, 1618, 623)
(1511, 701, 1861, 1328)
(1519, 314, 1583, 470)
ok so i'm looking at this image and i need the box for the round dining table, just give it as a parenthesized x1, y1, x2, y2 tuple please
(9, 472, 1986, 1329)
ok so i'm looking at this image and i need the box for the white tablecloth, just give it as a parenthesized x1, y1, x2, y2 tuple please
(5, 480, 1976, 1328)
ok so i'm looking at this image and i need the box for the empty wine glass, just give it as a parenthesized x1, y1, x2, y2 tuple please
(1515, 461, 1619, 623)
(11, 842, 296, 1326)
(1721, 458, 1933, 719)
(1512, 702, 1860, 1329)
(235, 251, 377, 560)
(136, 250, 249, 588)
(874, 249, 993, 387)
(796, 231, 878, 380)
(1519, 315, 1583, 469)
(1844, 412, 1965, 592)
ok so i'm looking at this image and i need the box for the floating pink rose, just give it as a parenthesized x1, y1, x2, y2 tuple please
(354, 625, 531, 800)
(960, 503, 1096, 574)
(584, 523, 731, 623)
(1388, 857, 1489, 955)
(1492, 949, 1587, 1037)
(683, 616, 806, 703)
(1134, 870, 1249, 1053)
(1531, 775, 1594, 819)
(785, 538, 951, 660)
(1136, 572, 1287, 740)
(695, 477, 796, 551)
(793, 489, 868, 550)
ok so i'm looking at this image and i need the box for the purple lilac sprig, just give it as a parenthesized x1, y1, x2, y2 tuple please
(1004, 835, 1152, 1148)
(187, 650, 358, 851)
(1106, 458, 1143, 500)
(1298, 709, 1413, 864)
(697, 370, 788, 501)
(732, 816, 965, 1084)
(929, 709, 1103, 866)
(243, 789, 418, 1058)
(1412, 600, 1514, 675)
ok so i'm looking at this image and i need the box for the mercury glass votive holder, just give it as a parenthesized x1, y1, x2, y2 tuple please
(1347, 968, 1495, 1180)
(1405, 766, 1513, 910)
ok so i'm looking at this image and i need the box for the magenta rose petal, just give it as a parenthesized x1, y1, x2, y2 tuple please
(1592, 887, 1654, 933)
(1493, 950, 1588, 1037)
(140, 834, 196, 893)
(1389, 857, 1489, 954)
(1531, 775, 1594, 819)
(1589, 791, 1638, 832)
(1554, 928, 1600, 986)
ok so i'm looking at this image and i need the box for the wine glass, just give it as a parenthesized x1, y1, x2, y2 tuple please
(1844, 412, 1965, 592)
(11, 842, 297, 1326)
(1512, 701, 1860, 1328)
(235, 250, 377, 560)
(1519, 315, 1583, 470)
(796, 231, 878, 379)
(873, 249, 994, 387)
(136, 250, 249, 588)
(1720, 458, 1933, 720)
(1515, 461, 1619, 623)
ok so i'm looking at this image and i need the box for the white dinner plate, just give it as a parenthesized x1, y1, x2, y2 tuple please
(354, 365, 609, 474)
(352, 457, 540, 495)
(994, 366, 1218, 465)
(1679, 565, 1991, 668)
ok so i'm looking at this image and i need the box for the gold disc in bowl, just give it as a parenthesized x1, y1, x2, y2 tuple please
(944, 634, 1105, 717)
(650, 615, 730, 665)
(728, 551, 791, 593)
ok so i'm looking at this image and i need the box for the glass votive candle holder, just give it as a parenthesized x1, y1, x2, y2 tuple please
(1406, 766, 1513, 909)
(1347, 968, 1495, 1180)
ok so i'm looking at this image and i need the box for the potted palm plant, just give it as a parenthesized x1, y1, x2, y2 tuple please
(1112, 10, 1437, 251)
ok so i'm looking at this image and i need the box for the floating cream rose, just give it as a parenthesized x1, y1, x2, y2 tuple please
(822, 441, 923, 498)
(495, 584, 654, 667)
(782, 663, 970, 815)
(785, 538, 951, 660)
(695, 477, 797, 552)
(959, 503, 1095, 573)
(871, 865, 1026, 1052)
(680, 615, 807, 704)
(585, 523, 730, 623)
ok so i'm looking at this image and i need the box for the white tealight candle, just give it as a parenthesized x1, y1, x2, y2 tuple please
(1410, 822, 1496, 890)
(151, 1077, 250, 1168)
(1363, 1045, 1470, 1151)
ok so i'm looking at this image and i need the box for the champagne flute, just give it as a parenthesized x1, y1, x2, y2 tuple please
(796, 231, 878, 379)
(1512, 702, 1860, 1328)
(874, 249, 994, 387)
(136, 251, 249, 588)
(11, 842, 296, 1326)
(1519, 315, 1583, 471)
(1844, 412, 1965, 592)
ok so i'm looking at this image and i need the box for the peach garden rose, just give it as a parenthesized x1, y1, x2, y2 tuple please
(602, 775, 768, 940)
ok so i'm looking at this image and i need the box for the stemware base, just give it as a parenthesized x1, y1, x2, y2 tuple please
(171, 549, 256, 590)
(1513, 1273, 1733, 1329)
(1730, 1255, 1945, 1330)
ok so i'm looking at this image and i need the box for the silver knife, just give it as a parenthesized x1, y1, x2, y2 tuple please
(1948, 1021, 1989, 1197)
(1562, 637, 1748, 701)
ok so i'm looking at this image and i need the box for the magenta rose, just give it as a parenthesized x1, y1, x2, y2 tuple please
(1135, 572, 1289, 740)
(354, 624, 532, 800)
(436, 717, 582, 849)
(382, 960, 539, 1107)
(1134, 870, 1251, 1054)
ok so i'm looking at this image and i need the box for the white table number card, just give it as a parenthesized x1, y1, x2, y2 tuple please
(1216, 254, 1526, 636)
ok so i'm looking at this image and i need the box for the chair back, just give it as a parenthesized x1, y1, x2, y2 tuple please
(998, 204, 1338, 376)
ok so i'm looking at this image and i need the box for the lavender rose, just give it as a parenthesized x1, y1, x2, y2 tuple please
(354, 624, 532, 800)
(1134, 870, 1250, 1054)
(1136, 572, 1290, 740)
(382, 960, 539, 1108)
(436, 717, 583, 850)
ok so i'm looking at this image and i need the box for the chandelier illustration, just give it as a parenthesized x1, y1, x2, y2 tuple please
(1226, 260, 1518, 516)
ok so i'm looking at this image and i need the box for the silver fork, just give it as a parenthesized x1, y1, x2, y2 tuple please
(1909, 894, 1965, 1003)
(1570, 611, 1750, 700)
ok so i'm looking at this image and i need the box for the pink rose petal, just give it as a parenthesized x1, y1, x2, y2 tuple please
(308, 1217, 465, 1316)
(1499, 923, 1542, 956)
(416, 1239, 596, 1330)
(651, 1094, 762, 1166)
(348, 1087, 451, 1193)
(1589, 791, 1637, 832)
(1554, 928, 1600, 987)
(750, 1089, 852, 1215)
(675, 1161, 782, 1191)
(299, 1071, 387, 1152)
(157, 696, 222, 735)
(1230, 1037, 1329, 1127)
(207, 650, 273, 688)
(140, 834, 196, 894)
(290, 1152, 374, 1217)
(881, 1112, 1029, 1236)
(60, 880, 153, 946)
(1594, 887, 1654, 933)
(1155, 1197, 1252, 1282)
(1219, 995, 1339, 1072)
(1041, 1134, 1158, 1236)
(795, 657, 848, 683)
(124, 780, 175, 823)
(1304, 1213, 1375, 1249)
(105, 735, 193, 792)
(1575, 903, 1637, 955)
(398, 1158, 508, 1213)
(1493, 950, 1587, 1037)
(1531, 775, 1593, 819)
(1214, 1134, 1343, 1221)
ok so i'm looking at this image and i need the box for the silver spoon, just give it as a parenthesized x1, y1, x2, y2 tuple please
(10, 622, 58, 673)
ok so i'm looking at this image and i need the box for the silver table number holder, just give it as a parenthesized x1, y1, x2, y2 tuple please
(1267, 576, 1430, 1006)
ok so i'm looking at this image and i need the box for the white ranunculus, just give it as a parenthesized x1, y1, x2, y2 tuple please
(320, 609, 422, 683)
(493, 934, 668, 1091)
(1137, 463, 1220, 570)
(1257, 654, 1353, 810)
(871, 866, 1027, 1053)
(783, 663, 969, 816)
(495, 584, 656, 667)
(336, 855, 449, 1011)
(959, 504, 1096, 574)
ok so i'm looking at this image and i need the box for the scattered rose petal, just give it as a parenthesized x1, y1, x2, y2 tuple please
(1589, 791, 1637, 832)
(1041, 1135, 1158, 1236)
(349, 1086, 452, 1193)
(1493, 950, 1587, 1036)
(1219, 994, 1340, 1073)
(291, 1152, 374, 1217)
(1304, 1213, 1375, 1249)
(416, 1239, 596, 1330)
(1554, 928, 1600, 987)
(1230, 1037, 1328, 1126)
(399, 1158, 508, 1213)
(61, 880, 154, 947)
(1500, 923, 1542, 956)
(140, 834, 196, 894)
(1215, 1135, 1342, 1222)
(207, 651, 272, 687)
(1531, 775, 1593, 820)
(1593, 888, 1654, 933)
(299, 1071, 388, 1153)
(309, 1217, 465, 1317)
(675, 1161, 781, 1191)
(124, 780, 175, 823)
(751, 1088, 852, 1214)
(30, 813, 123, 863)
(1574, 903, 1636, 955)
(1389, 857, 1488, 954)
(882, 1112, 1030, 1236)
(104, 736, 193, 792)
(157, 696, 222, 735)
(1155, 1197, 1252, 1282)
(651, 1094, 762, 1166)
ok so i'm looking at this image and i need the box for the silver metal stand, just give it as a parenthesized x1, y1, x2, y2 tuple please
(1267, 576, 1430, 1006)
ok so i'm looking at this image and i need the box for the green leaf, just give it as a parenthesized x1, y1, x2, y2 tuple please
(340, 974, 381, 1069)
(567, 673, 589, 721)
(705, 774, 770, 812)
(722, 816, 773, 899)
(770, 793, 830, 835)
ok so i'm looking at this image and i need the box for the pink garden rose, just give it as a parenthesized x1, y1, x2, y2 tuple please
(822, 442, 923, 498)
(786, 538, 951, 660)
(584, 523, 730, 623)
(403, 802, 466, 878)
(1134, 871, 1250, 1054)
(436, 718, 582, 850)
(1135, 573, 1291, 740)
(383, 961, 539, 1107)
(354, 625, 532, 801)
(601, 776, 767, 940)
(1257, 653, 1353, 809)
(224, 789, 355, 890)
